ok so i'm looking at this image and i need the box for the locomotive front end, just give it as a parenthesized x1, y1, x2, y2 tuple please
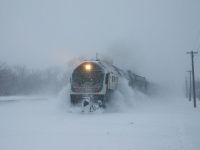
(70, 61, 106, 108)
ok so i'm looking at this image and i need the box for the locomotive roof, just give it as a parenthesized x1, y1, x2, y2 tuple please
(80, 60, 119, 75)
(74, 59, 146, 81)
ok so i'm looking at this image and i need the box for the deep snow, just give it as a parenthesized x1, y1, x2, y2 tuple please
(0, 81, 200, 150)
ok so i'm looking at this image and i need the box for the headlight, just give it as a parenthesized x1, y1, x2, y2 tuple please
(85, 64, 92, 71)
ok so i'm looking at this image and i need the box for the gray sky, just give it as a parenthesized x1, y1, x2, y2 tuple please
(1, 0, 200, 92)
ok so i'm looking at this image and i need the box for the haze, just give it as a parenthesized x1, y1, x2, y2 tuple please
(1, 0, 200, 93)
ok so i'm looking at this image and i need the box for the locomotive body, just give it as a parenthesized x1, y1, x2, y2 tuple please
(69, 59, 147, 111)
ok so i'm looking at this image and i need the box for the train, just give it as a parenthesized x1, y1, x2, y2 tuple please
(69, 58, 148, 111)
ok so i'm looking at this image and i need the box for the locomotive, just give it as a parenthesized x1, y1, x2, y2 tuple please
(69, 58, 147, 111)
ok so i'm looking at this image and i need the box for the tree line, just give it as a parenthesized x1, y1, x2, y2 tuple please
(0, 62, 68, 96)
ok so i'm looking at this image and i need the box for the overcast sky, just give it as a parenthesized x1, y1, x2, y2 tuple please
(1, 0, 200, 92)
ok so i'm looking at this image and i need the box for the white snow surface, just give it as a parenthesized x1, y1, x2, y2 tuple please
(0, 80, 200, 150)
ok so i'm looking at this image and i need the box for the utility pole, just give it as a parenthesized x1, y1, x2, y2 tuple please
(185, 78, 188, 98)
(187, 70, 192, 101)
(185, 77, 188, 98)
(187, 51, 198, 108)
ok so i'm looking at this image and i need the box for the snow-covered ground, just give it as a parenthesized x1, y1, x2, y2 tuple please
(0, 94, 200, 150)
(0, 78, 200, 150)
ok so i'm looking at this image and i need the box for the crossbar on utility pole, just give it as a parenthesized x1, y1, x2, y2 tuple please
(187, 70, 192, 101)
(187, 51, 198, 108)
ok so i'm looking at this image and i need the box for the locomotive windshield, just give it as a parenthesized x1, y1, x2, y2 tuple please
(71, 62, 104, 92)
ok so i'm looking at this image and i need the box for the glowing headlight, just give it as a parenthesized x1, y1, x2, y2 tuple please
(85, 64, 92, 71)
